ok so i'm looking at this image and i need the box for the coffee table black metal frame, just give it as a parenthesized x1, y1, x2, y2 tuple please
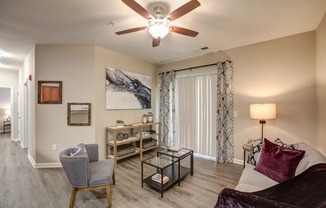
(141, 148, 194, 198)
(157, 148, 194, 186)
(141, 156, 179, 198)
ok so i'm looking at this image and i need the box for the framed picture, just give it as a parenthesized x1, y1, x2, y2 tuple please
(67, 103, 91, 126)
(38, 81, 62, 104)
(105, 67, 151, 110)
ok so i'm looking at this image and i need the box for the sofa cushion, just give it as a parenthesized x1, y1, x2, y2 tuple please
(89, 160, 115, 187)
(235, 163, 278, 192)
(254, 139, 305, 183)
(70, 143, 87, 156)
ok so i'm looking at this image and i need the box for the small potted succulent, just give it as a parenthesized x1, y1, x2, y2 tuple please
(116, 119, 125, 127)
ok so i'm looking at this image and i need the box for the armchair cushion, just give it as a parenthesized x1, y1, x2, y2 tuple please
(89, 160, 115, 187)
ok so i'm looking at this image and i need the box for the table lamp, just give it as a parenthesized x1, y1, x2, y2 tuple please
(250, 103, 276, 139)
(5, 109, 11, 121)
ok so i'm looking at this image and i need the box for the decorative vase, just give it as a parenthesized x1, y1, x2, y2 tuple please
(142, 114, 147, 124)
(147, 112, 153, 123)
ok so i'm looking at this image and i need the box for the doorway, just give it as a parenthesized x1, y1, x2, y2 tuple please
(0, 86, 13, 141)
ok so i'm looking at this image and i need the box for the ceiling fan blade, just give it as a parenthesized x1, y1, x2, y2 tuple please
(152, 38, 161, 47)
(167, 0, 201, 21)
(115, 26, 146, 35)
(121, 0, 152, 19)
(170, 26, 199, 37)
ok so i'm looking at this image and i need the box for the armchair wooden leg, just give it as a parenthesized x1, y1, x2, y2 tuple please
(106, 185, 112, 208)
(112, 170, 116, 185)
(69, 187, 78, 208)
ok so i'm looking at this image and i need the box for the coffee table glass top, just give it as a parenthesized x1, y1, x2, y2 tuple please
(142, 156, 173, 168)
(157, 148, 192, 158)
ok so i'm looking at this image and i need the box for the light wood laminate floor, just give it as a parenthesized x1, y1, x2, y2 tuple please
(0, 133, 242, 208)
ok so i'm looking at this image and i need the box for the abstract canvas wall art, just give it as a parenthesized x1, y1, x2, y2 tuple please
(106, 67, 151, 109)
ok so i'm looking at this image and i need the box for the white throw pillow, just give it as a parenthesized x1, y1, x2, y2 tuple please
(247, 139, 263, 166)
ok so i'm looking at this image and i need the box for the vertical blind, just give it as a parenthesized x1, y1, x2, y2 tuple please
(175, 74, 217, 157)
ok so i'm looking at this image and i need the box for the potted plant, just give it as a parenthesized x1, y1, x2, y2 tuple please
(116, 119, 124, 127)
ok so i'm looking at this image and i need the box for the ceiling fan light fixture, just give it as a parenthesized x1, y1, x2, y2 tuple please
(148, 18, 170, 39)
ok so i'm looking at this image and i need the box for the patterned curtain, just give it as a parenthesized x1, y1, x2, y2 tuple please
(159, 71, 176, 147)
(216, 61, 234, 163)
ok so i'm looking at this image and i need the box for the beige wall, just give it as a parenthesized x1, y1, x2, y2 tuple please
(19, 47, 36, 153)
(316, 13, 326, 155)
(158, 31, 317, 161)
(33, 45, 157, 163)
(94, 46, 157, 160)
(35, 45, 96, 163)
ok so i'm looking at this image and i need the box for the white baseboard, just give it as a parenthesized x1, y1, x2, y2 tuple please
(195, 153, 244, 165)
(27, 153, 36, 168)
(20, 141, 25, 149)
(194, 153, 216, 161)
(13, 138, 19, 142)
(27, 153, 62, 168)
(233, 158, 243, 165)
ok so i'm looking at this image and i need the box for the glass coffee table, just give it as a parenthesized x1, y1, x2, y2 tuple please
(141, 148, 194, 198)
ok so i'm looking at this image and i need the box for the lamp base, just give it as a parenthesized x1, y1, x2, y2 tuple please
(259, 120, 266, 140)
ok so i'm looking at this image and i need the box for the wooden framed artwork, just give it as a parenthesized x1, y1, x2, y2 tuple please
(105, 67, 151, 110)
(67, 103, 91, 126)
(38, 81, 62, 104)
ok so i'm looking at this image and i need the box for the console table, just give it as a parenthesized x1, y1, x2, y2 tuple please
(105, 122, 160, 165)
(3, 121, 11, 133)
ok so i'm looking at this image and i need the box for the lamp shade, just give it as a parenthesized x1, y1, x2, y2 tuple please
(5, 109, 11, 116)
(250, 103, 276, 120)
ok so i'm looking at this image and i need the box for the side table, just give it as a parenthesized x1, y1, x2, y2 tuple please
(242, 143, 251, 168)
(3, 121, 11, 133)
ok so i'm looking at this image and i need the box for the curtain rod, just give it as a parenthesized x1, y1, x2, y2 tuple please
(158, 60, 232, 75)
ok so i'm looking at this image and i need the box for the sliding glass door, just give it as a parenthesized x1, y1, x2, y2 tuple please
(175, 75, 217, 157)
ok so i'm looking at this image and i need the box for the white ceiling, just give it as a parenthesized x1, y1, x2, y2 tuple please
(0, 0, 326, 71)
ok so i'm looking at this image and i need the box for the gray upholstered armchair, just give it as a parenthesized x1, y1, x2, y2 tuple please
(59, 143, 115, 208)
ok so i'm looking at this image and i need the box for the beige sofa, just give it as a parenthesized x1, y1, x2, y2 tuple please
(235, 142, 326, 192)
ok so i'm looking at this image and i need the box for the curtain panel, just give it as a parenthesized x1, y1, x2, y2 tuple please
(159, 71, 176, 147)
(216, 61, 234, 163)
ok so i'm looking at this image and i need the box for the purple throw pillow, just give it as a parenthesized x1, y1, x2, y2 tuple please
(254, 139, 305, 183)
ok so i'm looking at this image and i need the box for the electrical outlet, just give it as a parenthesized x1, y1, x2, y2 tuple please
(52, 144, 56, 151)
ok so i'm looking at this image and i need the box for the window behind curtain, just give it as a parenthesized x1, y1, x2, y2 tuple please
(175, 74, 217, 157)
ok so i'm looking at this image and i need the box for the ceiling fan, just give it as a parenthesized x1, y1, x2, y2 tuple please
(115, 0, 201, 47)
